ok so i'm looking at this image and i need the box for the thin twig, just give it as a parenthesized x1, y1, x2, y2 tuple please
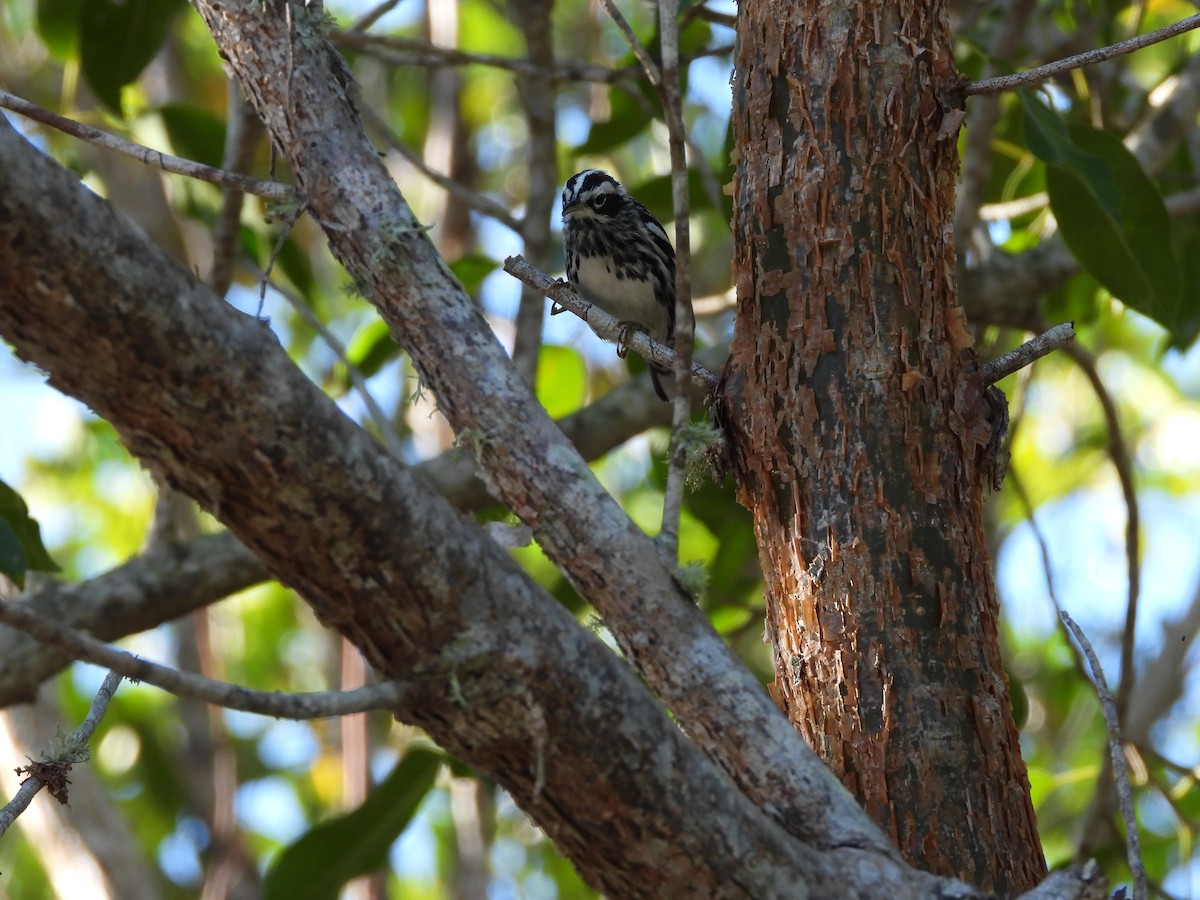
(503, 255, 718, 392)
(648, 0, 695, 557)
(360, 103, 521, 232)
(337, 30, 634, 83)
(509, 0, 559, 385)
(346, 0, 404, 33)
(209, 84, 264, 298)
(982, 321, 1076, 384)
(336, 29, 733, 85)
(0, 600, 412, 720)
(1008, 467, 1092, 688)
(0, 670, 123, 838)
(248, 265, 406, 461)
(1063, 342, 1140, 721)
(0, 89, 295, 203)
(1060, 610, 1148, 900)
(258, 198, 309, 319)
(599, 0, 664, 86)
(964, 14, 1200, 96)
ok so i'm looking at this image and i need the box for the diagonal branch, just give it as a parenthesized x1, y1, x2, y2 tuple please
(0, 343, 728, 711)
(0, 89, 294, 203)
(964, 14, 1200, 96)
(0, 101, 885, 897)
(504, 254, 719, 392)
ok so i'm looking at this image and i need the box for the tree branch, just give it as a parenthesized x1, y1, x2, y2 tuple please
(0, 89, 294, 203)
(650, 0, 696, 556)
(0, 342, 731, 711)
(0, 532, 268, 708)
(504, 254, 719, 393)
(0, 601, 413, 719)
(963, 14, 1200, 96)
(982, 322, 1076, 384)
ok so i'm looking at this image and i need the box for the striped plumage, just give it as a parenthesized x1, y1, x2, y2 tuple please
(561, 169, 677, 401)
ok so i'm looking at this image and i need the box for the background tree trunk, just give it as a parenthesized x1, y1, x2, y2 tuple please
(724, 1, 1047, 893)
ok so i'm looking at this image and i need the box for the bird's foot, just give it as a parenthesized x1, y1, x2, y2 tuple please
(614, 320, 647, 360)
(549, 279, 573, 316)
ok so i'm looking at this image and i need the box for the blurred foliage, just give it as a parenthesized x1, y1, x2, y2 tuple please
(0, 0, 1199, 896)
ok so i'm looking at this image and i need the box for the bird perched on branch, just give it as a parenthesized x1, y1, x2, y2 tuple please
(560, 169, 680, 401)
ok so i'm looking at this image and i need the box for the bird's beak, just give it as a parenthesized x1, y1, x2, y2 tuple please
(562, 200, 583, 218)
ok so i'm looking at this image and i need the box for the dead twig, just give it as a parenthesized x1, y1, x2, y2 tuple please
(983, 322, 1075, 385)
(0, 670, 123, 837)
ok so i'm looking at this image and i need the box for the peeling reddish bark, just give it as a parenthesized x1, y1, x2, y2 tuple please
(724, 1, 1046, 893)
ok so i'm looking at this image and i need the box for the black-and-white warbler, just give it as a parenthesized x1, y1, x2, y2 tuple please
(561, 169, 679, 401)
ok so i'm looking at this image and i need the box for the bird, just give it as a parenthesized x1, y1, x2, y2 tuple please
(560, 169, 680, 401)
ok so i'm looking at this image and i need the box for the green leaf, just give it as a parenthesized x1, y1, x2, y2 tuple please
(1020, 91, 1119, 218)
(1021, 91, 1185, 339)
(1044, 126, 1182, 338)
(79, 0, 187, 114)
(276, 237, 317, 303)
(158, 103, 227, 169)
(0, 480, 60, 589)
(0, 519, 27, 590)
(535, 344, 586, 418)
(578, 85, 656, 155)
(264, 748, 441, 900)
(1171, 232, 1200, 348)
(37, 0, 85, 58)
(346, 319, 399, 379)
(449, 252, 499, 296)
(631, 169, 732, 223)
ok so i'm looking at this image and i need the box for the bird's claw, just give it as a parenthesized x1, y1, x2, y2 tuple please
(549, 279, 572, 316)
(615, 320, 645, 360)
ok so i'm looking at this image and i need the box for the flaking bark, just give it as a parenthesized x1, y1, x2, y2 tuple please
(724, 0, 1046, 893)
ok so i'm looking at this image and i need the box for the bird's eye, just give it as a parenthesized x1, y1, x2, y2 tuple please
(592, 194, 612, 212)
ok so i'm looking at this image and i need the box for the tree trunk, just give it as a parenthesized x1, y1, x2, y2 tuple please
(724, 1, 1047, 894)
